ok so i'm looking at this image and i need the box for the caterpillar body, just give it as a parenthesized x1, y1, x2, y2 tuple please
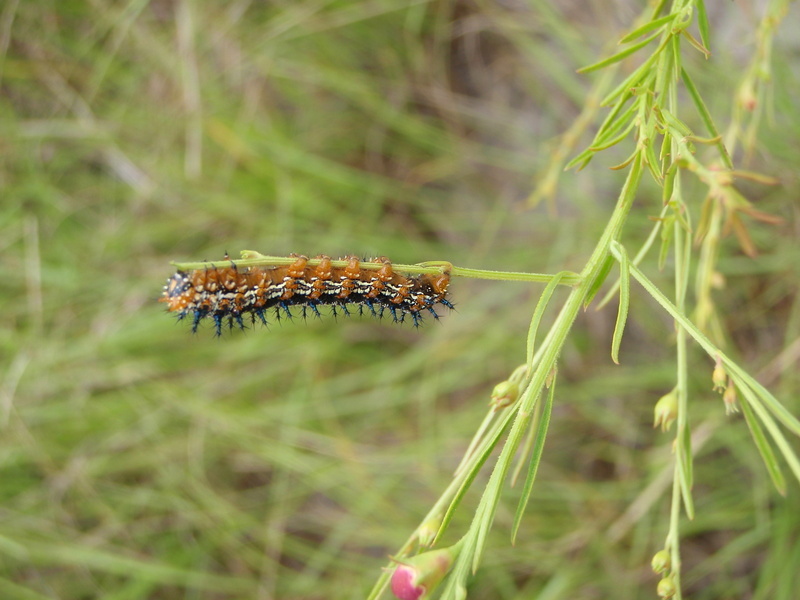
(160, 254, 453, 335)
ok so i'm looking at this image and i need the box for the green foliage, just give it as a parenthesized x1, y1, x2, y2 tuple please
(2, 1, 799, 600)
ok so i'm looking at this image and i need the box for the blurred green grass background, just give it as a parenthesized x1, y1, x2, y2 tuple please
(2, 1, 799, 599)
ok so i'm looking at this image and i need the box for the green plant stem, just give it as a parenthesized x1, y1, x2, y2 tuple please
(669, 216, 691, 600)
(438, 153, 645, 597)
(372, 153, 644, 599)
(673, 213, 695, 523)
(170, 253, 582, 285)
(666, 466, 684, 598)
(447, 266, 580, 284)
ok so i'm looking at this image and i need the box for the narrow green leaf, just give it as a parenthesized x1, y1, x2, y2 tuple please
(658, 107, 693, 138)
(734, 380, 800, 486)
(696, 0, 711, 50)
(437, 546, 474, 600)
(681, 67, 733, 169)
(609, 148, 639, 171)
(680, 420, 693, 489)
(565, 148, 595, 171)
(597, 203, 669, 310)
(694, 194, 714, 246)
(577, 31, 660, 74)
(614, 150, 644, 228)
(567, 98, 636, 170)
(595, 100, 638, 142)
(470, 359, 557, 574)
(678, 422, 695, 519)
(619, 14, 676, 44)
(681, 29, 710, 59)
(526, 272, 569, 367)
(670, 32, 681, 80)
(511, 374, 556, 545)
(662, 161, 677, 205)
(733, 370, 800, 437)
(434, 408, 517, 546)
(611, 245, 630, 364)
(658, 131, 672, 170)
(583, 254, 615, 310)
(510, 410, 538, 487)
(600, 64, 650, 106)
(573, 156, 594, 172)
(453, 410, 499, 478)
(644, 141, 662, 184)
(439, 540, 475, 600)
(654, 33, 677, 99)
(473, 480, 504, 573)
(678, 68, 714, 135)
(649, 0, 669, 19)
(590, 119, 636, 152)
(740, 393, 787, 495)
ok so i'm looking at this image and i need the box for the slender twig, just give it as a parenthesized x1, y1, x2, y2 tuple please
(171, 251, 583, 285)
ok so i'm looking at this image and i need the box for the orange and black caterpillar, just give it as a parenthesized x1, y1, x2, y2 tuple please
(160, 254, 453, 335)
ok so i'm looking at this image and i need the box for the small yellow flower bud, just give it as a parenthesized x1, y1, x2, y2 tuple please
(654, 391, 678, 432)
(723, 383, 739, 415)
(490, 380, 520, 411)
(712, 357, 727, 392)
(657, 575, 677, 599)
(416, 514, 442, 548)
(651, 550, 671, 574)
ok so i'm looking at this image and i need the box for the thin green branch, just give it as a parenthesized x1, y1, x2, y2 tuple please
(510, 373, 555, 545)
(611, 244, 630, 364)
(170, 252, 582, 285)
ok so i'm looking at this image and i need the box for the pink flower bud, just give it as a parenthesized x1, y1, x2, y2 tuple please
(390, 545, 460, 600)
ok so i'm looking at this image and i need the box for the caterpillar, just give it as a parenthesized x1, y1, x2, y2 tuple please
(160, 254, 453, 335)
